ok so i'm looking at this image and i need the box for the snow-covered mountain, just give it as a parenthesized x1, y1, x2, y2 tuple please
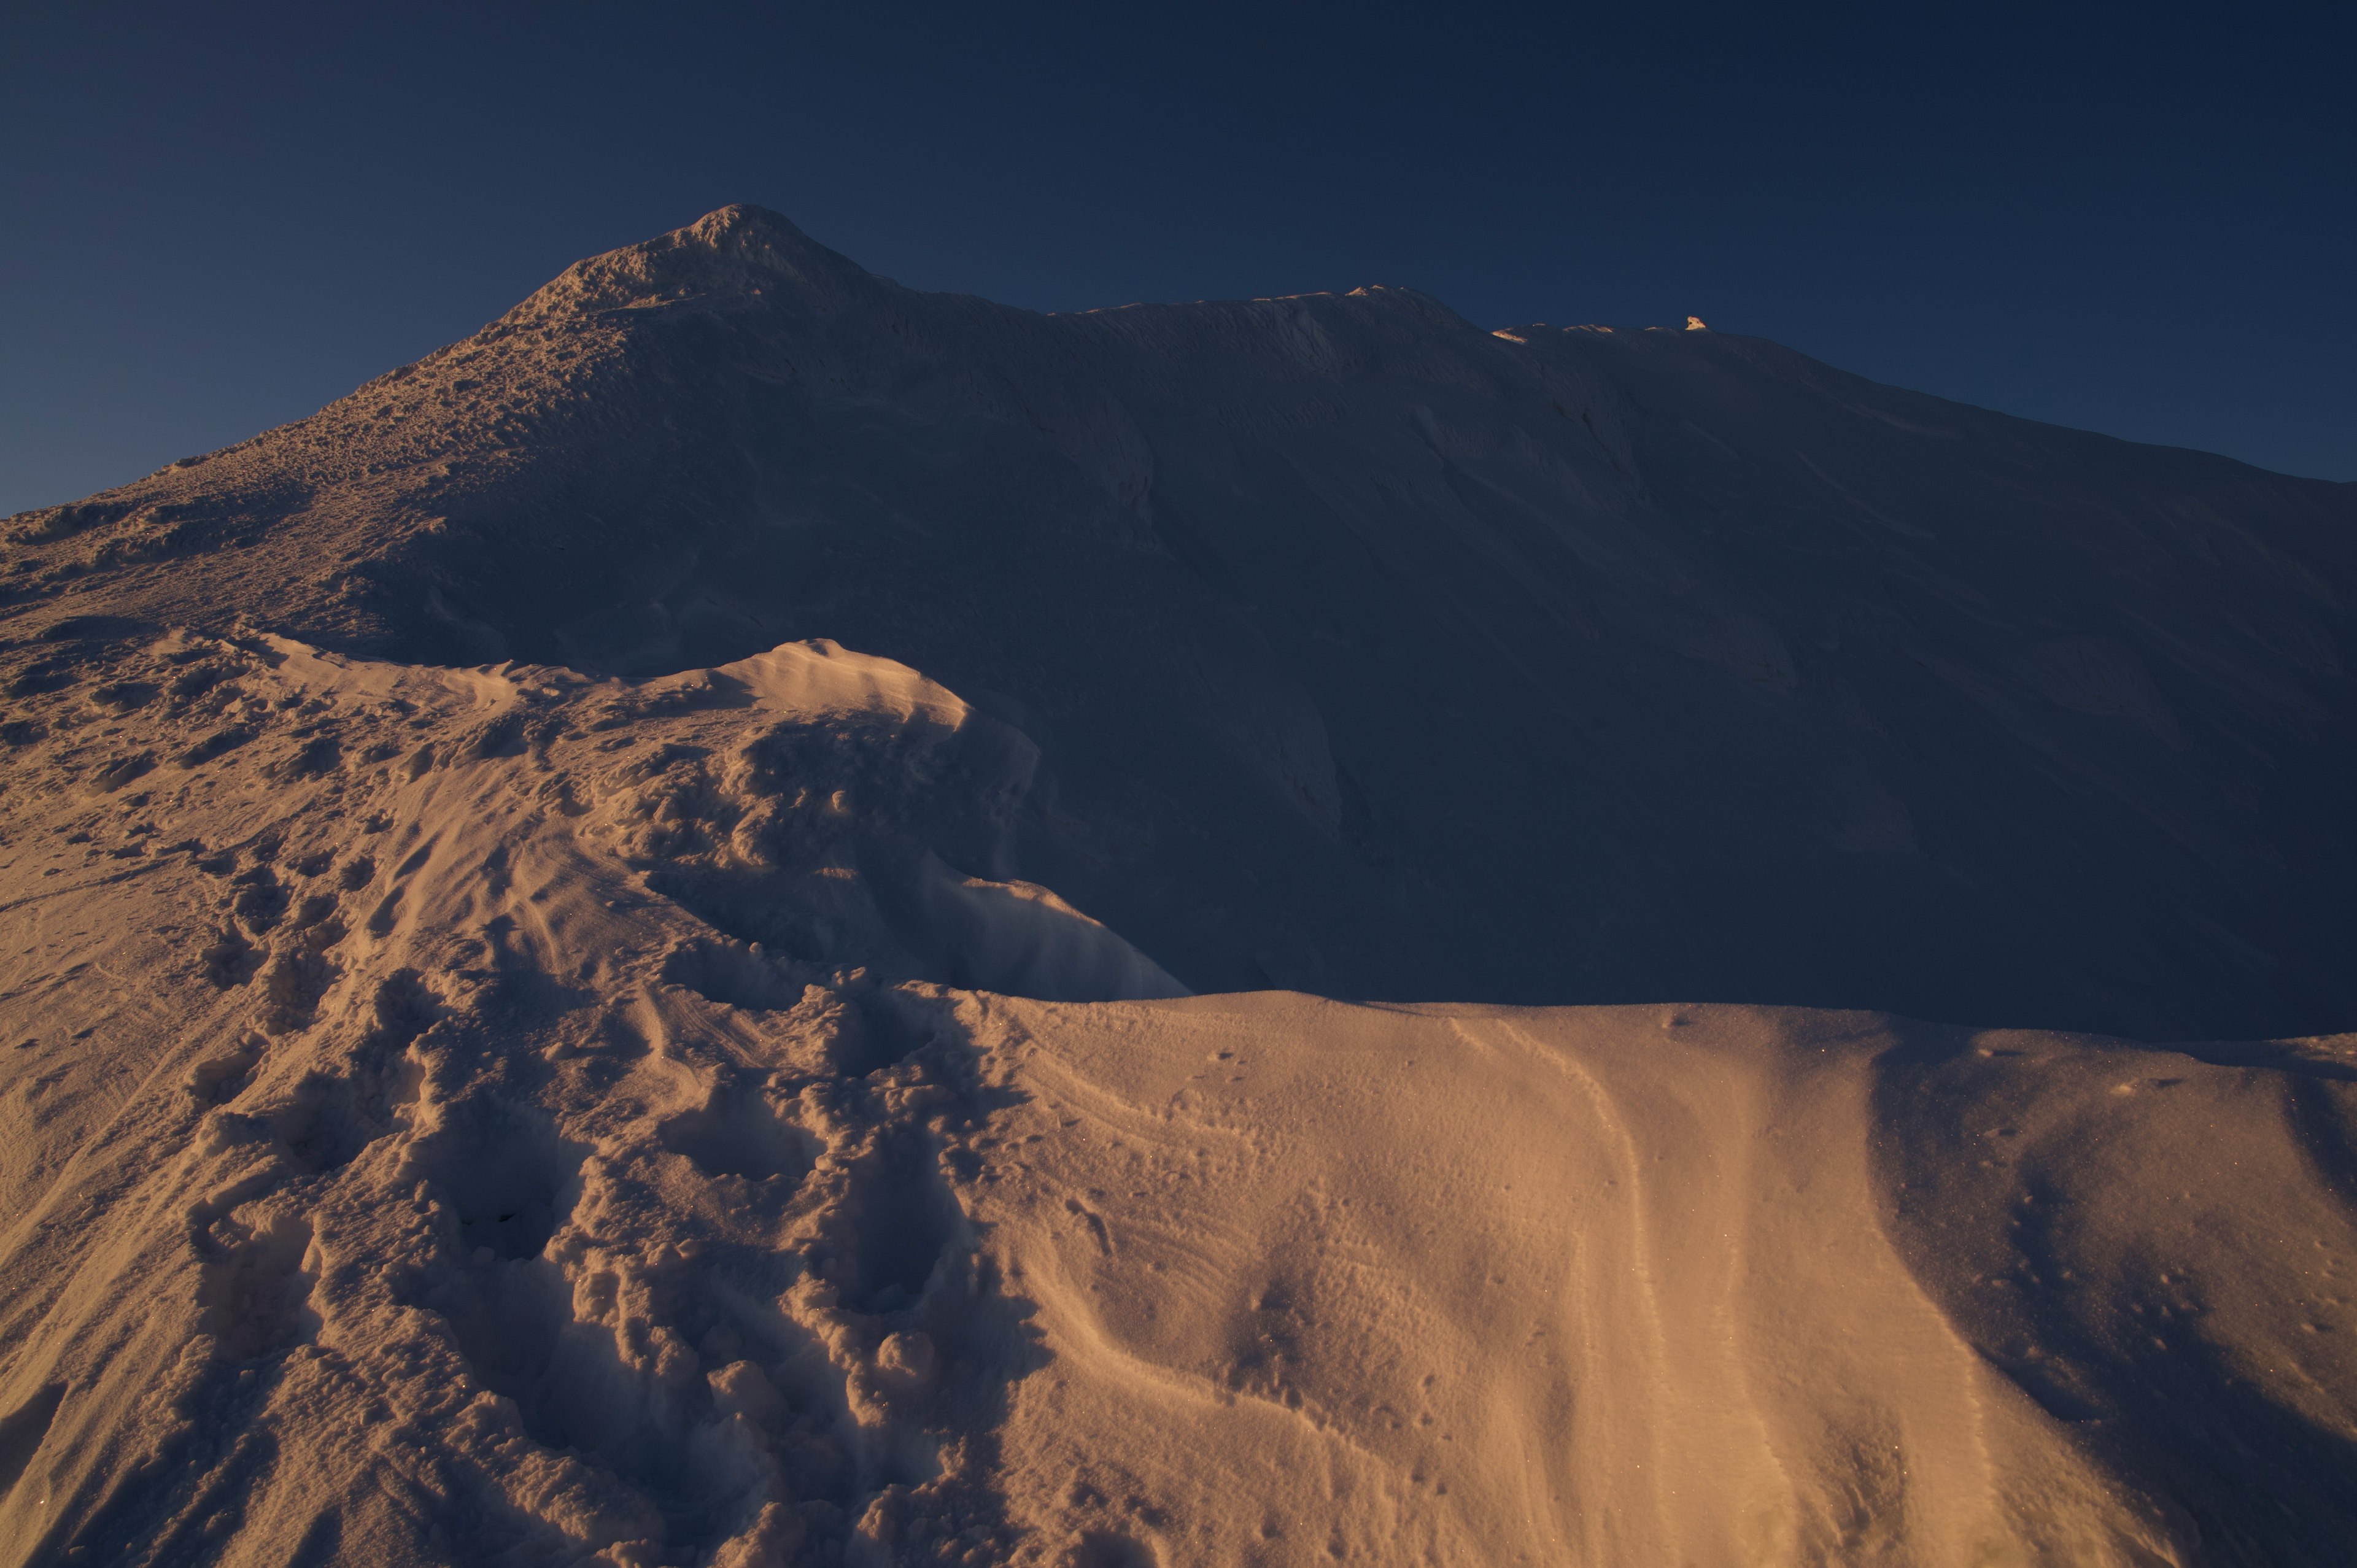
(12, 205, 2353, 1039)
(4, 209, 2355, 1565)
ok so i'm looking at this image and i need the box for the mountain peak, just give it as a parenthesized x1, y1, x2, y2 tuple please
(675, 202, 832, 268)
(686, 201, 808, 242)
(514, 203, 870, 321)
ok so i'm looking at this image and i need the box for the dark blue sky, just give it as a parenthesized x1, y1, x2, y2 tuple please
(5, 1, 2351, 517)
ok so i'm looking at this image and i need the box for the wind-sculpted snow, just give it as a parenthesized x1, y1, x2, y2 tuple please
(0, 630, 1156, 1564)
(6, 206, 2354, 1038)
(0, 622, 2353, 1564)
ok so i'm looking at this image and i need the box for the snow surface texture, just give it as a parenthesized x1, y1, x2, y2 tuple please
(1, 208, 2356, 1562)
(6, 207, 2355, 1039)
(1, 626, 2354, 1564)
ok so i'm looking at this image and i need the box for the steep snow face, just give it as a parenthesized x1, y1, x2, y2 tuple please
(7, 206, 2356, 1038)
(1, 625, 2352, 1565)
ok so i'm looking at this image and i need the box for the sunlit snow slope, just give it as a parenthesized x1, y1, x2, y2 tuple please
(0, 630, 2351, 1565)
(8, 206, 2355, 1038)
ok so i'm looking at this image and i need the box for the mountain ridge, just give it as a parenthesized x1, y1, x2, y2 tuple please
(6, 207, 2354, 1040)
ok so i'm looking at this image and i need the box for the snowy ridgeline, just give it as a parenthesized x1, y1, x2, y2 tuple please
(0, 624, 2352, 1564)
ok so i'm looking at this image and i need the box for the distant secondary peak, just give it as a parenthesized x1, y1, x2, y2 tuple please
(1686, 315, 1710, 331)
(1336, 283, 1478, 331)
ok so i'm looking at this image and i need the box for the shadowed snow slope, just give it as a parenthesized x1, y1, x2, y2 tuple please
(7, 206, 2356, 1038)
(1, 627, 2353, 1564)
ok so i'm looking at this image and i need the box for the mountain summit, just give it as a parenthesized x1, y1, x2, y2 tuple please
(9, 206, 2356, 1038)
